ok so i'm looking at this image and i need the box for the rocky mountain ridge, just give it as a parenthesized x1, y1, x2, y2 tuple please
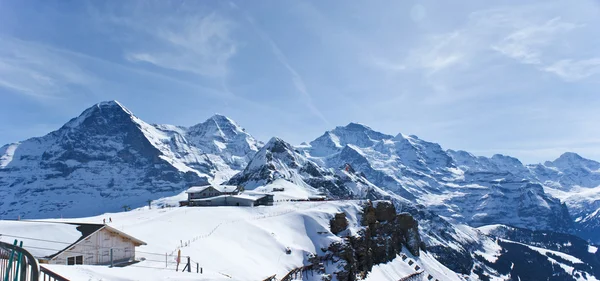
(1, 100, 599, 280)
(0, 101, 259, 218)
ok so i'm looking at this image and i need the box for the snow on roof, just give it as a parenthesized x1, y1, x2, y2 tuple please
(0, 221, 93, 258)
(186, 185, 240, 193)
(189, 195, 230, 202)
(189, 193, 270, 203)
(233, 193, 270, 201)
(0, 220, 146, 259)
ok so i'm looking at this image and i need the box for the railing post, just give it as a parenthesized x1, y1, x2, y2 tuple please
(4, 240, 17, 281)
(19, 254, 26, 281)
(187, 257, 190, 272)
(13, 241, 22, 281)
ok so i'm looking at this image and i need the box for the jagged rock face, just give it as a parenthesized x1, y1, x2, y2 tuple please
(577, 208, 600, 242)
(330, 213, 349, 235)
(523, 152, 600, 243)
(478, 225, 600, 280)
(537, 152, 600, 188)
(0, 101, 260, 218)
(0, 101, 210, 218)
(394, 199, 477, 274)
(305, 124, 574, 234)
(327, 201, 423, 281)
(186, 114, 261, 170)
(228, 137, 376, 198)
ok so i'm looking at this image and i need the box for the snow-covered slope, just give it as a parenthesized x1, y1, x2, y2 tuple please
(477, 224, 600, 280)
(303, 123, 572, 233)
(186, 114, 261, 172)
(13, 200, 459, 281)
(228, 137, 385, 199)
(0, 101, 260, 219)
(527, 153, 600, 243)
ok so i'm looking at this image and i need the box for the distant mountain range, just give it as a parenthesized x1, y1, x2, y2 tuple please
(1, 100, 599, 280)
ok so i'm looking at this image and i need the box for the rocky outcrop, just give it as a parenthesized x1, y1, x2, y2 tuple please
(330, 213, 349, 235)
(326, 201, 422, 281)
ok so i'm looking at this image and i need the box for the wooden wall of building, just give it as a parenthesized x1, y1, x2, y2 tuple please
(50, 228, 136, 265)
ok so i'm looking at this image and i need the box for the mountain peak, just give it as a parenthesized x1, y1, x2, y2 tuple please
(188, 114, 245, 140)
(557, 152, 584, 161)
(544, 152, 600, 170)
(63, 100, 135, 129)
(98, 99, 122, 107)
(264, 137, 292, 152)
(342, 122, 372, 131)
(209, 114, 237, 125)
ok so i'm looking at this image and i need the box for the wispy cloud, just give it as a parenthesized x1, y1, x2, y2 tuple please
(0, 37, 96, 99)
(91, 2, 237, 78)
(408, 31, 467, 74)
(492, 17, 582, 65)
(399, 4, 598, 85)
(124, 13, 236, 78)
(543, 58, 600, 81)
(232, 4, 330, 125)
(263, 37, 329, 125)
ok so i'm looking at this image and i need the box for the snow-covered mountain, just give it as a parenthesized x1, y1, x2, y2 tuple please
(0, 101, 259, 218)
(526, 153, 600, 243)
(186, 114, 261, 171)
(2, 101, 600, 280)
(303, 123, 573, 233)
(228, 136, 386, 199)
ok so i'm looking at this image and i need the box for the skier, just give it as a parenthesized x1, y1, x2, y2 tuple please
(103, 218, 106, 224)
(109, 217, 112, 223)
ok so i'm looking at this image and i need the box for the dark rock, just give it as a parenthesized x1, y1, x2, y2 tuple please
(330, 213, 349, 235)
(326, 200, 423, 279)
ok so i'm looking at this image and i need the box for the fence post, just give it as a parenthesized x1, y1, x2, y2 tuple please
(110, 249, 113, 268)
(19, 254, 26, 281)
(4, 240, 17, 281)
(165, 253, 167, 268)
(13, 241, 23, 281)
(187, 257, 191, 273)
(196, 263, 198, 273)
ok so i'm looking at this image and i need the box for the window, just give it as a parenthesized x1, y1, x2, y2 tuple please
(203, 193, 206, 196)
(67, 255, 83, 265)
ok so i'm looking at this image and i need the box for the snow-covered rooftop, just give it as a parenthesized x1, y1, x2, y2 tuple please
(189, 193, 269, 203)
(0, 220, 146, 259)
(185, 185, 240, 194)
(0, 221, 91, 258)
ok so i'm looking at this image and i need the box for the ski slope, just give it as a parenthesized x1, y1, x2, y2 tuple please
(5, 200, 459, 281)
(37, 201, 358, 280)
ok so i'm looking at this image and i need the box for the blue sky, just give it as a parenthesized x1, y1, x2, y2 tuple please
(1, 0, 600, 164)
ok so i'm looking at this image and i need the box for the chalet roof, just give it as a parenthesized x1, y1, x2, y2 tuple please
(188, 193, 269, 203)
(0, 220, 146, 259)
(185, 185, 240, 194)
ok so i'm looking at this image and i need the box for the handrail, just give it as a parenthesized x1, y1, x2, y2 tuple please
(0, 240, 39, 280)
(39, 266, 70, 281)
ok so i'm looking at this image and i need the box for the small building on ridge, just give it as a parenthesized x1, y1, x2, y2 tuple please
(180, 184, 273, 207)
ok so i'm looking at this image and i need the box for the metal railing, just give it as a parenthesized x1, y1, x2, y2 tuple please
(0, 239, 68, 281)
(1, 239, 39, 281)
(39, 267, 69, 281)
